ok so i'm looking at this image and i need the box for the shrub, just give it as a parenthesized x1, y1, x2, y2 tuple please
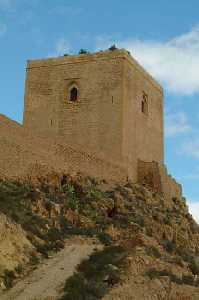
(145, 268, 157, 279)
(146, 268, 196, 286)
(181, 274, 195, 286)
(61, 273, 87, 300)
(145, 268, 170, 280)
(64, 184, 78, 210)
(97, 232, 113, 246)
(86, 185, 104, 201)
(3, 270, 16, 289)
(145, 227, 153, 237)
(36, 243, 51, 258)
(163, 215, 172, 225)
(172, 197, 178, 203)
(161, 239, 175, 253)
(30, 254, 40, 266)
(45, 228, 63, 243)
(176, 248, 194, 264)
(60, 246, 127, 300)
(134, 215, 145, 227)
(172, 255, 184, 267)
(15, 264, 23, 274)
(109, 45, 117, 51)
(189, 259, 199, 276)
(145, 245, 161, 258)
(79, 49, 89, 55)
(152, 213, 159, 221)
(168, 273, 182, 285)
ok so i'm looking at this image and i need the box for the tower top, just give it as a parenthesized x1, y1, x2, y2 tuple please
(27, 48, 163, 94)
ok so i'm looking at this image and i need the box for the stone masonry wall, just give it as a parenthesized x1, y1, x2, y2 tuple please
(122, 55, 164, 181)
(137, 160, 182, 201)
(24, 50, 125, 162)
(23, 49, 182, 200)
(23, 49, 164, 183)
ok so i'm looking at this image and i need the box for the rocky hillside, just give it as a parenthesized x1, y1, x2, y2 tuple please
(0, 172, 199, 299)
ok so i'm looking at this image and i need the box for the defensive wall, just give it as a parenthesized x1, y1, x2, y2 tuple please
(137, 160, 182, 201)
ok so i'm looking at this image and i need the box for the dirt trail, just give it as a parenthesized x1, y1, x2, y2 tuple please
(0, 240, 98, 300)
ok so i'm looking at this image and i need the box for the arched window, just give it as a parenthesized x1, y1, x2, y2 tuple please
(141, 92, 148, 115)
(69, 87, 78, 102)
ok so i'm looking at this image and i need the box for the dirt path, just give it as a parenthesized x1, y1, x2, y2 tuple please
(0, 239, 99, 300)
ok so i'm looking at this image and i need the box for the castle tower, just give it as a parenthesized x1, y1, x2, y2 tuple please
(23, 49, 164, 182)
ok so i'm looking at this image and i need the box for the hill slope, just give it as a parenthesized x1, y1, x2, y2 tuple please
(0, 173, 199, 299)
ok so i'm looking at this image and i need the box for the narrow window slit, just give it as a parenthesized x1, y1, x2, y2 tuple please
(142, 92, 148, 115)
(70, 87, 78, 102)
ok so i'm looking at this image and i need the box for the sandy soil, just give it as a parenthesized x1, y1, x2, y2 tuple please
(0, 240, 98, 300)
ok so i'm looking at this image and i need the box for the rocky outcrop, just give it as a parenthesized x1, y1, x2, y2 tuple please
(0, 213, 33, 274)
(0, 173, 198, 299)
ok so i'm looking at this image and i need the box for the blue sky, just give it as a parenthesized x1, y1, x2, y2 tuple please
(1, 0, 199, 220)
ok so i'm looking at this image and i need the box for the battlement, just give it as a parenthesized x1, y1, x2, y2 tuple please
(26, 49, 163, 94)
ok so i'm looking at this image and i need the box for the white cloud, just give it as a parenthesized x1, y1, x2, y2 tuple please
(96, 25, 199, 95)
(165, 112, 191, 137)
(49, 38, 71, 57)
(55, 38, 70, 55)
(182, 137, 199, 159)
(188, 201, 199, 223)
(0, 23, 7, 36)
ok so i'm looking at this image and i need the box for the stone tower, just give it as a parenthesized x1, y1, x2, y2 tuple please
(23, 49, 164, 182)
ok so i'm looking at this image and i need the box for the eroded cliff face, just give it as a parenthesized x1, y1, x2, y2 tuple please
(0, 213, 33, 289)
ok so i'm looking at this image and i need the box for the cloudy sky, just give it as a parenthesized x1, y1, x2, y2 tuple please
(0, 0, 199, 221)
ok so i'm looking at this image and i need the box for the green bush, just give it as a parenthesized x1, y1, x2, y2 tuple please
(109, 45, 117, 51)
(145, 245, 161, 258)
(172, 255, 184, 267)
(161, 239, 175, 253)
(163, 215, 172, 225)
(36, 244, 51, 258)
(60, 246, 127, 300)
(3, 270, 16, 289)
(79, 49, 89, 55)
(64, 184, 78, 210)
(181, 274, 195, 286)
(189, 260, 199, 275)
(145, 268, 158, 279)
(15, 264, 23, 274)
(176, 248, 194, 264)
(134, 215, 145, 227)
(86, 186, 104, 201)
(45, 228, 63, 243)
(146, 268, 196, 286)
(97, 232, 113, 246)
(30, 254, 40, 266)
(145, 227, 153, 237)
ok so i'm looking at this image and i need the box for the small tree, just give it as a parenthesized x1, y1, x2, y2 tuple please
(109, 44, 117, 51)
(79, 49, 89, 55)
